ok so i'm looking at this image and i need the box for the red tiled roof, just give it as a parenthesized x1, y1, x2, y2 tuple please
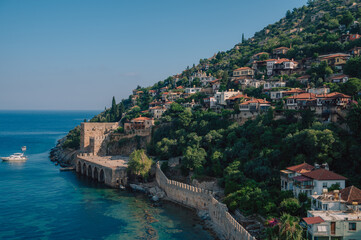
(253, 52, 268, 57)
(264, 59, 278, 62)
(297, 75, 310, 80)
(317, 92, 351, 99)
(176, 86, 184, 89)
(330, 75, 348, 79)
(303, 217, 324, 225)
(286, 163, 314, 173)
(240, 98, 270, 105)
(302, 168, 347, 181)
(283, 89, 305, 94)
(132, 117, 152, 122)
(274, 47, 290, 50)
(321, 54, 349, 59)
(293, 175, 312, 182)
(234, 67, 252, 71)
(287, 93, 317, 100)
(149, 90, 156, 93)
(340, 186, 361, 204)
(227, 94, 250, 101)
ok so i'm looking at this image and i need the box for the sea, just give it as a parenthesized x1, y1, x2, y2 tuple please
(0, 110, 214, 240)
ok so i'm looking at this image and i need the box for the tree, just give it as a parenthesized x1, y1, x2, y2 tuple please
(344, 57, 361, 79)
(242, 33, 245, 43)
(280, 198, 300, 216)
(340, 11, 354, 27)
(267, 214, 304, 240)
(183, 146, 206, 173)
(346, 101, 361, 138)
(110, 96, 119, 122)
(128, 150, 153, 179)
(341, 78, 361, 98)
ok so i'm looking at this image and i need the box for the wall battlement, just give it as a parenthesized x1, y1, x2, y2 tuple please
(155, 162, 256, 240)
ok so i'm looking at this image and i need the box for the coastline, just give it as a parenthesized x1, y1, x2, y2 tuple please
(50, 139, 223, 240)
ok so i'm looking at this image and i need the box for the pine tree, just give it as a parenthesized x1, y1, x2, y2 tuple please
(242, 33, 245, 43)
(110, 96, 118, 122)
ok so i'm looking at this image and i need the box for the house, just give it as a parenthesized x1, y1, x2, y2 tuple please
(203, 97, 217, 108)
(189, 70, 216, 86)
(303, 210, 361, 240)
(167, 92, 182, 102)
(239, 98, 271, 113)
(272, 58, 298, 75)
(161, 92, 169, 101)
(280, 162, 315, 192)
(149, 90, 157, 97)
(317, 92, 352, 107)
(341, 33, 361, 42)
(263, 81, 286, 90)
(310, 186, 361, 212)
(330, 74, 349, 83)
(150, 106, 167, 119)
(160, 86, 168, 93)
(185, 87, 202, 94)
(214, 90, 241, 106)
(304, 187, 361, 240)
(270, 88, 305, 100)
(273, 47, 289, 56)
(124, 117, 154, 133)
(252, 52, 269, 60)
(319, 53, 350, 69)
(293, 168, 347, 197)
(226, 93, 251, 107)
(349, 46, 361, 57)
(307, 87, 330, 95)
(210, 79, 221, 93)
(233, 67, 254, 77)
(297, 75, 311, 84)
(286, 93, 319, 109)
(265, 59, 278, 75)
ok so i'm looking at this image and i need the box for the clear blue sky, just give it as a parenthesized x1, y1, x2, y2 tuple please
(0, 0, 307, 110)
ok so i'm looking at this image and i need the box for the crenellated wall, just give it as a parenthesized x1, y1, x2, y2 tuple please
(155, 162, 256, 240)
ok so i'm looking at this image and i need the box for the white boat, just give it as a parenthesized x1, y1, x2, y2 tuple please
(1, 146, 28, 161)
(1, 153, 28, 161)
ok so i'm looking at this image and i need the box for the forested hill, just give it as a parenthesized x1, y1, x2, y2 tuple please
(63, 1, 361, 239)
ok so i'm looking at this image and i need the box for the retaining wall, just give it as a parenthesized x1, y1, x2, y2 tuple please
(155, 162, 256, 240)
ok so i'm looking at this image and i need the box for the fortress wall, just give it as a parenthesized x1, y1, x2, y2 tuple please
(155, 162, 256, 240)
(80, 122, 118, 155)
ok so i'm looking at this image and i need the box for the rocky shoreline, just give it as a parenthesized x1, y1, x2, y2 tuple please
(49, 137, 78, 168)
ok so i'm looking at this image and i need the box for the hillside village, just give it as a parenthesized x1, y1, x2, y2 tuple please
(60, 0, 361, 239)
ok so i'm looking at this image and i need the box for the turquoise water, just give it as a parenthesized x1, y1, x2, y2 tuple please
(0, 111, 214, 240)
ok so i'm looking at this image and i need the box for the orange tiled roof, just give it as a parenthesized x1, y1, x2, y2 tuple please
(234, 67, 252, 71)
(317, 92, 351, 99)
(340, 186, 361, 204)
(330, 74, 348, 79)
(132, 117, 152, 122)
(302, 168, 347, 181)
(240, 98, 270, 105)
(283, 88, 305, 94)
(287, 93, 317, 100)
(227, 94, 250, 101)
(320, 53, 349, 59)
(286, 163, 314, 173)
(303, 217, 324, 225)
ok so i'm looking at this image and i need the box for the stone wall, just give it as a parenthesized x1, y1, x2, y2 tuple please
(106, 132, 152, 156)
(80, 122, 119, 155)
(155, 162, 256, 240)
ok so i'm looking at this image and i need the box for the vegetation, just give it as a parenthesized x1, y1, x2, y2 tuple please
(128, 149, 153, 179)
(62, 126, 81, 149)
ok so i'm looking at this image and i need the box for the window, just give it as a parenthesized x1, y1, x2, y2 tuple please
(323, 182, 328, 188)
(317, 225, 327, 232)
(349, 222, 356, 231)
(322, 204, 328, 210)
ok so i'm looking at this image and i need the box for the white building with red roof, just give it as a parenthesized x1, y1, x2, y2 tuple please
(233, 67, 254, 77)
(239, 98, 271, 113)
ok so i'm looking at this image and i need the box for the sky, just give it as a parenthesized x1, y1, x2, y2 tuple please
(0, 0, 308, 110)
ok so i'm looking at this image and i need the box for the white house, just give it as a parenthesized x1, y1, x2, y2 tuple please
(293, 168, 347, 197)
(304, 187, 361, 240)
(185, 87, 202, 94)
(214, 90, 240, 106)
(263, 81, 286, 90)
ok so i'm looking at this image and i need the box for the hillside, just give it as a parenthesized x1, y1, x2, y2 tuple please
(62, 1, 361, 239)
